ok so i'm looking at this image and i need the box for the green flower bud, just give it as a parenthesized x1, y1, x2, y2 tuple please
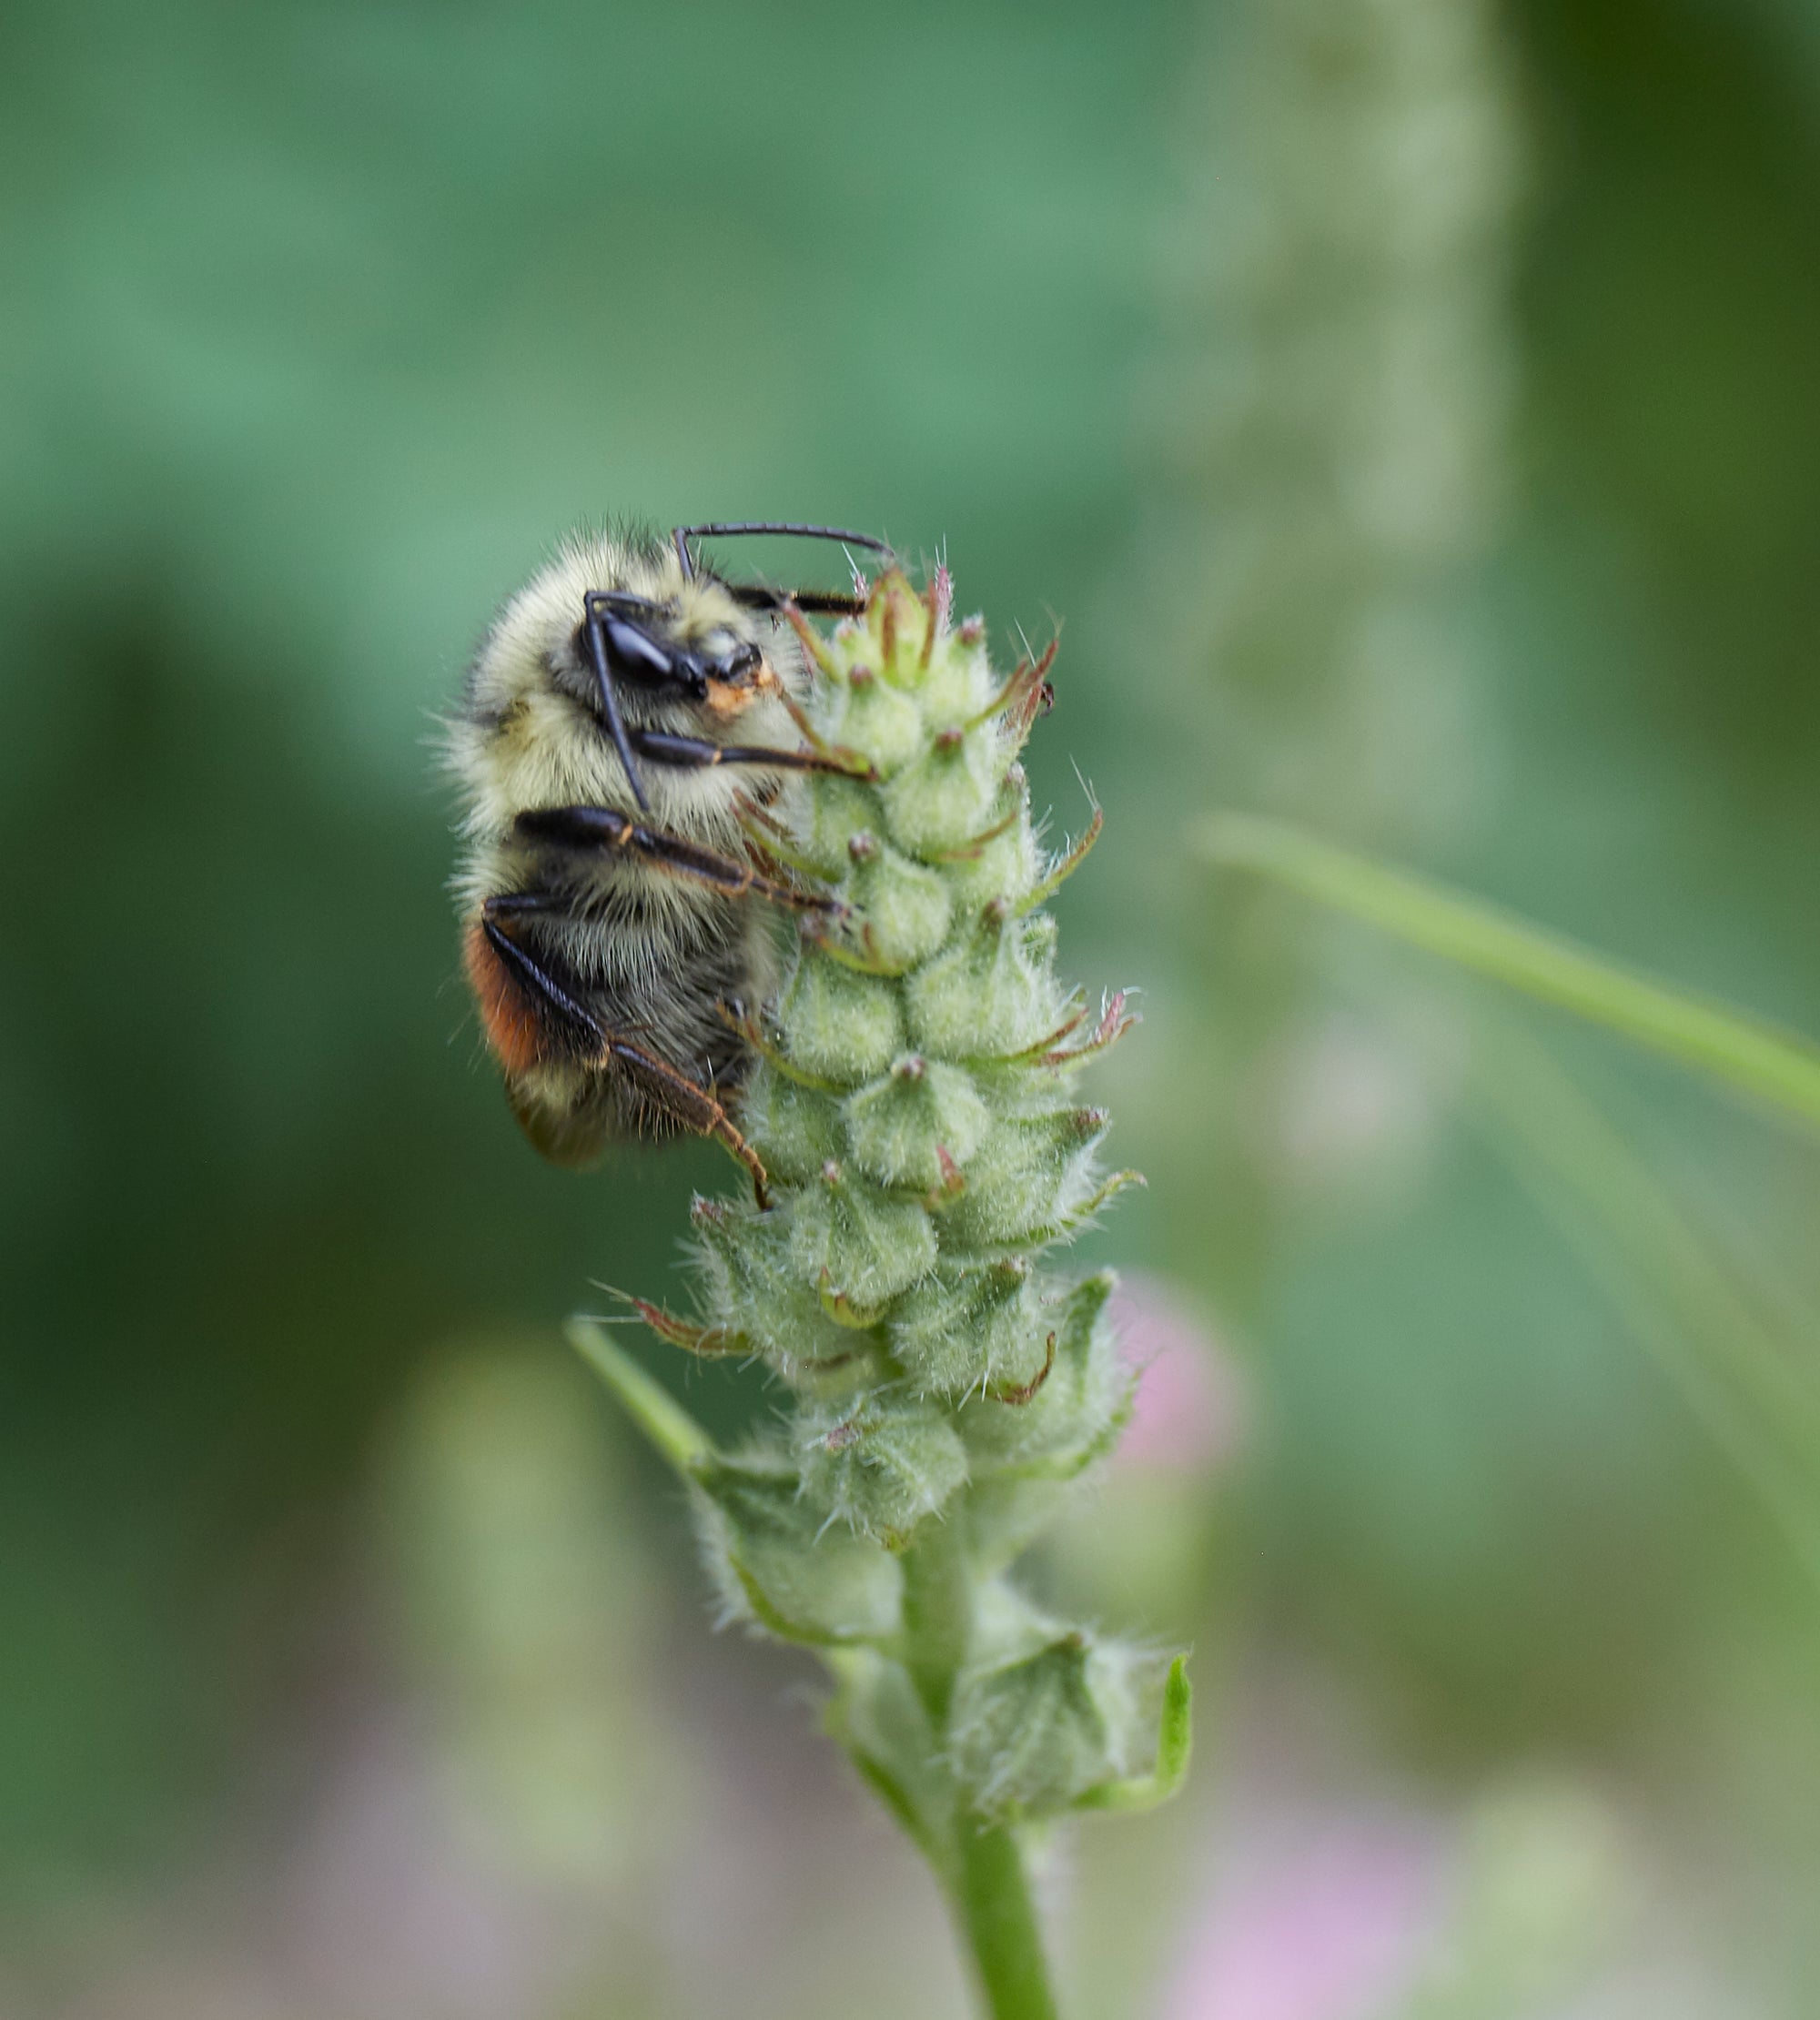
(881, 723, 1008, 859)
(739, 1066, 844, 1186)
(914, 622, 994, 722)
(844, 838, 954, 971)
(691, 1199, 874, 1370)
(846, 573, 935, 693)
(888, 1257, 1049, 1398)
(957, 1272, 1131, 1476)
(905, 912, 1068, 1061)
(690, 1449, 900, 1645)
(938, 806, 1041, 915)
(950, 1630, 1153, 1819)
(940, 1106, 1111, 1249)
(801, 1393, 969, 1543)
(784, 1164, 939, 1318)
(778, 954, 905, 1084)
(822, 661, 925, 773)
(844, 1055, 991, 1192)
(788, 773, 880, 881)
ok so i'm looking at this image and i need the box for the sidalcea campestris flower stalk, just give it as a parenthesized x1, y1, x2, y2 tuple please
(571, 563, 1189, 2020)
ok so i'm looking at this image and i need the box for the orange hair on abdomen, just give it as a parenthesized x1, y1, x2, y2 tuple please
(463, 917, 543, 1077)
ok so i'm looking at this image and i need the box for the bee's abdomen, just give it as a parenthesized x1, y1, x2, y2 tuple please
(470, 870, 765, 1093)
(463, 916, 545, 1078)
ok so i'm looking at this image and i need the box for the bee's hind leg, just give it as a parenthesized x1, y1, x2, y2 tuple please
(604, 1038, 773, 1209)
(511, 805, 840, 915)
(477, 907, 773, 1207)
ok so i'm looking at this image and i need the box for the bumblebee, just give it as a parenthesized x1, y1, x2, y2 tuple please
(449, 520, 887, 1199)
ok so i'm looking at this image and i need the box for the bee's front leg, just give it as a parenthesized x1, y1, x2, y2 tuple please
(627, 728, 875, 783)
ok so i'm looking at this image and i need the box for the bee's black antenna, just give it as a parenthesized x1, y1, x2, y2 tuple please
(672, 521, 892, 581)
(727, 584, 869, 616)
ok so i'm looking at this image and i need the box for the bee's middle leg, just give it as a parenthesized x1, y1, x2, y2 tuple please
(512, 805, 840, 914)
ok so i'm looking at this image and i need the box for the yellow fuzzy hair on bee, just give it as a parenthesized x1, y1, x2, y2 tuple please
(447, 520, 885, 1191)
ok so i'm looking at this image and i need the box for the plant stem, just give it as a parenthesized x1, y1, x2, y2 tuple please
(952, 1816, 1061, 2020)
(900, 1521, 1062, 2020)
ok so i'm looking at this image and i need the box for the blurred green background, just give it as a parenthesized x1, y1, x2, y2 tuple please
(5, 0, 1820, 2014)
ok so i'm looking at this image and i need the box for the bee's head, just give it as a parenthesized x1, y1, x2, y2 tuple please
(475, 541, 757, 723)
(560, 580, 770, 716)
(452, 522, 863, 829)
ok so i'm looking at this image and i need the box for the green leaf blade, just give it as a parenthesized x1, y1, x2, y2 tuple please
(1198, 813, 1820, 1136)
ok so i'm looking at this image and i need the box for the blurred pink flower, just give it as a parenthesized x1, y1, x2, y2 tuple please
(1112, 1272, 1245, 1475)
(1163, 1818, 1443, 2020)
